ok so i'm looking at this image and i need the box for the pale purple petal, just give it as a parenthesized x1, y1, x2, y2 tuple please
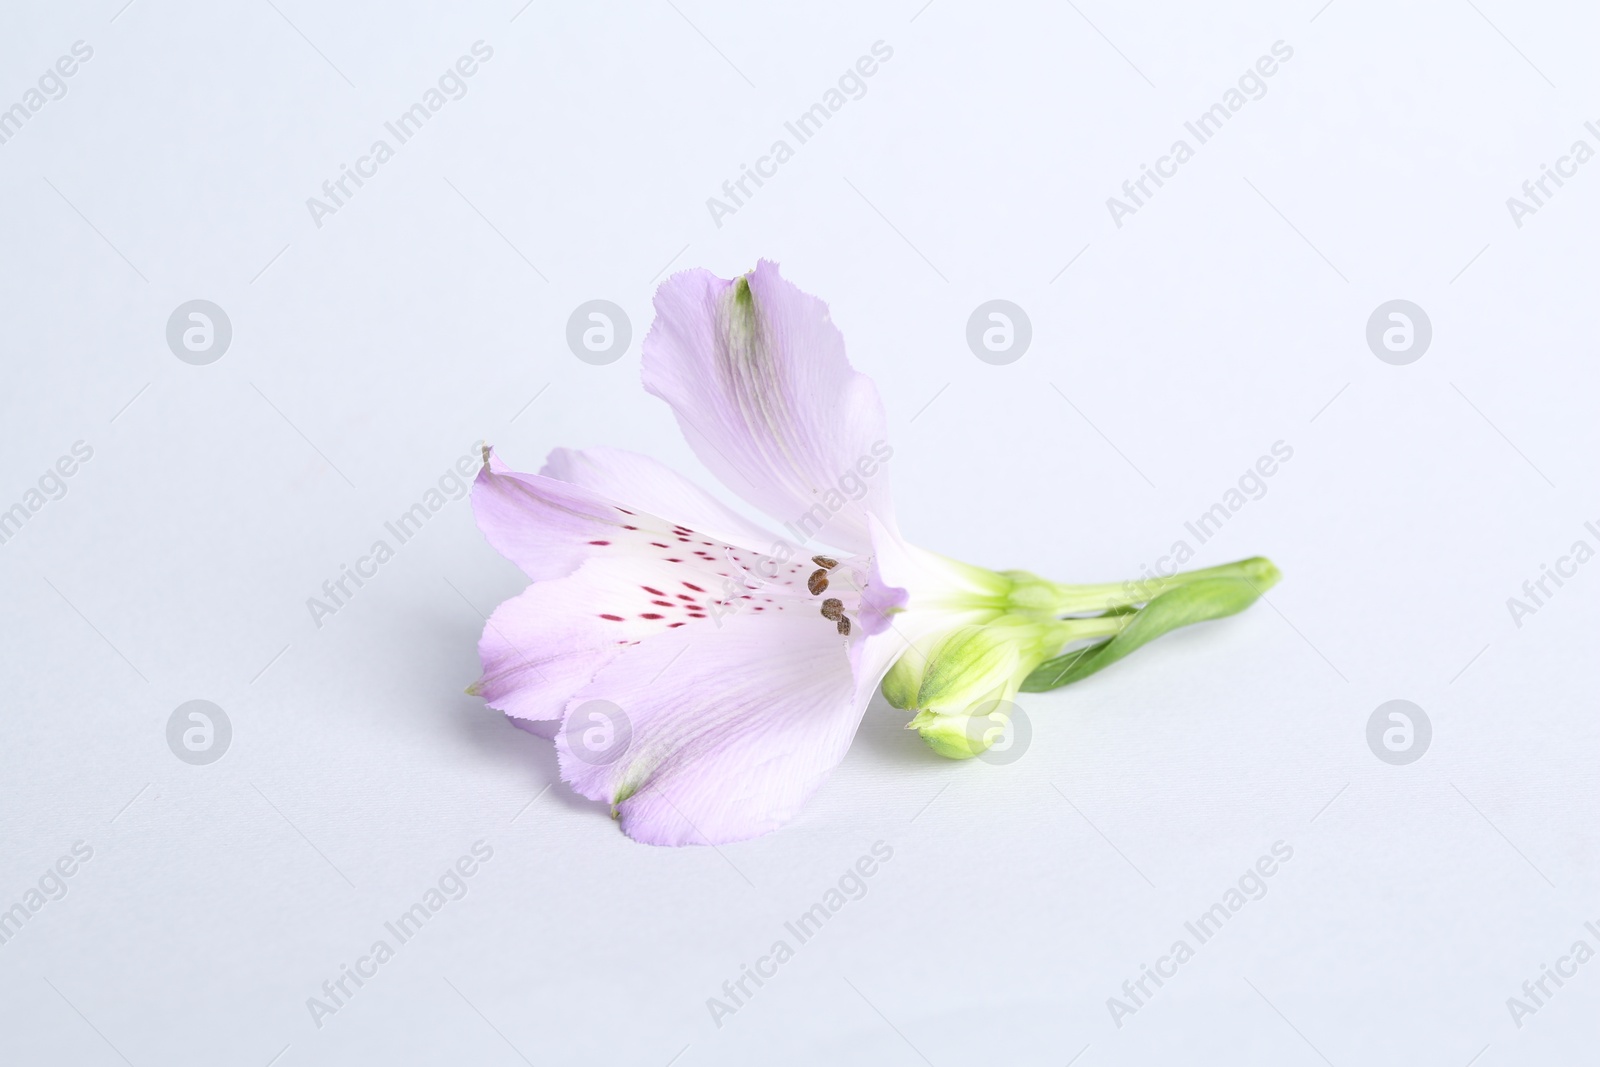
(557, 609, 871, 845)
(540, 445, 779, 553)
(508, 715, 559, 741)
(642, 261, 895, 555)
(474, 464, 842, 728)
(471, 450, 646, 582)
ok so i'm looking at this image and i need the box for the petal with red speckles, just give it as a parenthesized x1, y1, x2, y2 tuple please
(540, 445, 778, 552)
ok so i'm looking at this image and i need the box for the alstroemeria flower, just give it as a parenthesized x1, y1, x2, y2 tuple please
(470, 261, 1276, 845)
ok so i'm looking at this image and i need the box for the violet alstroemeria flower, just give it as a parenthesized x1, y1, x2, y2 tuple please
(470, 261, 1276, 845)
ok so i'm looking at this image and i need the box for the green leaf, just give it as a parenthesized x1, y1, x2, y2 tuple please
(1020, 576, 1269, 692)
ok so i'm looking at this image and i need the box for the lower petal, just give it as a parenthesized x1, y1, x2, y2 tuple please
(557, 610, 866, 846)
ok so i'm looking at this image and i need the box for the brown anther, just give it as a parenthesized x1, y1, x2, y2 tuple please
(820, 597, 843, 621)
(807, 569, 829, 595)
(811, 555, 838, 570)
(836, 616, 852, 636)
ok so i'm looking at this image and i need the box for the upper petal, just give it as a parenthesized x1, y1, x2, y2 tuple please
(642, 260, 894, 555)
(470, 450, 642, 582)
(540, 445, 778, 553)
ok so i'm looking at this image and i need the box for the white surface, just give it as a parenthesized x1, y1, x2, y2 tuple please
(2, 1, 1597, 1064)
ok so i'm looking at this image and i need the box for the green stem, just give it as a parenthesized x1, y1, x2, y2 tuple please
(1021, 563, 1281, 692)
(1045, 614, 1133, 645)
(1023, 556, 1281, 616)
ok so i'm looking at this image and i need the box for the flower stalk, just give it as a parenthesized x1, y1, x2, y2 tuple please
(885, 556, 1281, 759)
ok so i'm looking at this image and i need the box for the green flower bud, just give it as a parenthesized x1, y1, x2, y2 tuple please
(883, 619, 1046, 716)
(879, 651, 925, 712)
(907, 707, 992, 759)
(882, 618, 1061, 760)
(913, 625, 1024, 713)
(908, 698, 1029, 761)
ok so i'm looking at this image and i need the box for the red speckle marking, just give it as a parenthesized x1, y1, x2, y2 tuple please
(687, 612, 706, 618)
(676, 594, 696, 602)
(651, 542, 670, 549)
(599, 614, 624, 621)
(640, 613, 664, 620)
(651, 600, 675, 608)
(683, 582, 706, 592)
(668, 622, 686, 628)
(666, 558, 683, 563)
(588, 540, 611, 546)
(622, 525, 638, 531)
(642, 586, 665, 596)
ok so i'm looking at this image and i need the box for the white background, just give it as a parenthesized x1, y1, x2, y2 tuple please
(2, 1, 1597, 1064)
